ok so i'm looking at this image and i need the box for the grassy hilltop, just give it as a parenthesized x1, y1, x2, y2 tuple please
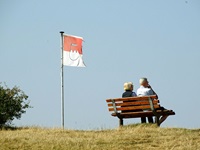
(0, 124, 199, 150)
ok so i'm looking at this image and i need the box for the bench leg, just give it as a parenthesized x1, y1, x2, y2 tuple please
(158, 115, 169, 126)
(155, 116, 160, 126)
(119, 118, 123, 126)
(155, 115, 169, 126)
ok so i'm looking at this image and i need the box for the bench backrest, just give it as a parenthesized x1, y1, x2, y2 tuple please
(106, 95, 160, 113)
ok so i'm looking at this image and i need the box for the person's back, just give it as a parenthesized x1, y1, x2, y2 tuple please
(137, 86, 154, 96)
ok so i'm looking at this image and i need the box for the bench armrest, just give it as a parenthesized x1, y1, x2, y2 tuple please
(111, 99, 117, 114)
(148, 96, 159, 116)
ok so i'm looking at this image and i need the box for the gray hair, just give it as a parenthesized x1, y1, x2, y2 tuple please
(124, 82, 133, 91)
(139, 77, 148, 85)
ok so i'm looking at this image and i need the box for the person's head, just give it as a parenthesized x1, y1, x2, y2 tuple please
(124, 82, 133, 91)
(139, 77, 149, 87)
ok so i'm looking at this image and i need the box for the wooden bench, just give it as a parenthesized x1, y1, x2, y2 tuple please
(106, 95, 175, 126)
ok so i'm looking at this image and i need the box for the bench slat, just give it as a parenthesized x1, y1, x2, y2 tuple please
(108, 105, 160, 112)
(107, 99, 159, 107)
(106, 95, 157, 103)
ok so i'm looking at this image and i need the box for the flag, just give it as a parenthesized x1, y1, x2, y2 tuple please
(63, 34, 86, 67)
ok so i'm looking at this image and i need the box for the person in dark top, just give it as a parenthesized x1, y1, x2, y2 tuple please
(122, 82, 137, 97)
(122, 82, 146, 123)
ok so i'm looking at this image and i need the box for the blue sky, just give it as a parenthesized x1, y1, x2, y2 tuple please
(0, 0, 200, 129)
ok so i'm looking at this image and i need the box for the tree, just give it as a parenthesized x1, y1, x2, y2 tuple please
(0, 83, 31, 127)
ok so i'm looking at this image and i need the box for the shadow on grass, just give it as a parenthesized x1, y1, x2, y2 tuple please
(0, 125, 30, 130)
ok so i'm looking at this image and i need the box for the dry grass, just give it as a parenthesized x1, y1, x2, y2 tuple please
(0, 124, 199, 150)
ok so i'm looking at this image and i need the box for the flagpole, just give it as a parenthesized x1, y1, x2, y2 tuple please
(60, 31, 64, 129)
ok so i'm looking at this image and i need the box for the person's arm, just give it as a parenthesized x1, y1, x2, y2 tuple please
(147, 85, 158, 99)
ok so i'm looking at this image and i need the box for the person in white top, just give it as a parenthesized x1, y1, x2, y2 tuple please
(137, 77, 158, 123)
(137, 77, 168, 125)
(137, 78, 158, 98)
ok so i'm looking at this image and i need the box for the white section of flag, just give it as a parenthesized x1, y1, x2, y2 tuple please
(63, 50, 86, 67)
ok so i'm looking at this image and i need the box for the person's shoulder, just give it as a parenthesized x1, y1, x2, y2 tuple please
(136, 87, 141, 93)
(137, 86, 143, 90)
(122, 92, 126, 97)
(132, 92, 137, 96)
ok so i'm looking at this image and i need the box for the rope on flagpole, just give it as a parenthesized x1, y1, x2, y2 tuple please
(60, 31, 64, 129)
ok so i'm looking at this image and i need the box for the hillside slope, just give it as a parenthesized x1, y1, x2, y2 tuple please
(0, 124, 199, 150)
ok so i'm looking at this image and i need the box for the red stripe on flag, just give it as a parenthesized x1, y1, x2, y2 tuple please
(63, 35, 83, 54)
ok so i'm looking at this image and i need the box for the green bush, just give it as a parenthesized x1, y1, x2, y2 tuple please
(0, 83, 31, 127)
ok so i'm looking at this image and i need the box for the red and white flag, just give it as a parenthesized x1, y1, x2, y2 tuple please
(63, 34, 86, 67)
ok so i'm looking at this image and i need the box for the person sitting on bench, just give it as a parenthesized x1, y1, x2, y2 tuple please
(122, 82, 144, 123)
(137, 77, 158, 123)
(137, 77, 168, 125)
